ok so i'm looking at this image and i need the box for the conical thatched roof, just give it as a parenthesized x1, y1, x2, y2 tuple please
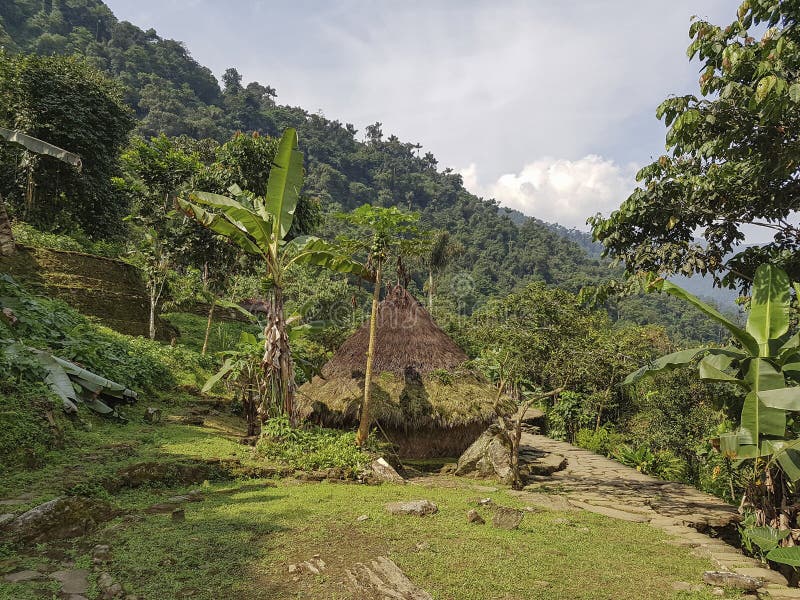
(298, 286, 503, 435)
(322, 285, 469, 379)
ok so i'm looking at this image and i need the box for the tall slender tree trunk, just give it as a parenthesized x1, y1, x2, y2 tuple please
(263, 285, 295, 424)
(148, 286, 157, 340)
(428, 269, 433, 311)
(0, 196, 15, 257)
(202, 298, 215, 356)
(356, 262, 382, 446)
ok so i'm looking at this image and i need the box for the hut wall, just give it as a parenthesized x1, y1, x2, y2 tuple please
(380, 423, 488, 459)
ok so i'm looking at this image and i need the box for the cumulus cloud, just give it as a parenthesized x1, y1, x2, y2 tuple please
(460, 156, 639, 230)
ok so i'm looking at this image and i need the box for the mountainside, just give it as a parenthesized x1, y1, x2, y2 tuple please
(0, 0, 733, 338)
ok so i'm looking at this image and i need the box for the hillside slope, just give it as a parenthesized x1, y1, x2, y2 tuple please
(0, 0, 733, 338)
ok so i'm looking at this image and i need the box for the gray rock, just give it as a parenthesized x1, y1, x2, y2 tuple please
(385, 500, 438, 516)
(92, 544, 111, 564)
(0, 513, 15, 526)
(439, 463, 457, 475)
(492, 507, 525, 530)
(702, 571, 763, 591)
(171, 508, 185, 522)
(98, 572, 114, 590)
(3, 570, 43, 583)
(50, 569, 90, 594)
(368, 458, 405, 484)
(346, 556, 433, 600)
(356, 514, 370, 522)
(526, 452, 567, 476)
(4, 496, 116, 544)
(143, 407, 162, 423)
(455, 425, 513, 484)
(167, 495, 191, 503)
(103, 582, 123, 599)
(466, 509, 485, 524)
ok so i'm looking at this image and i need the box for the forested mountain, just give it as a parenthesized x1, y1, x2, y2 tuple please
(0, 0, 731, 338)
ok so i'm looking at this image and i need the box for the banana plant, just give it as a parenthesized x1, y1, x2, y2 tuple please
(0, 127, 82, 256)
(625, 263, 800, 530)
(177, 128, 369, 426)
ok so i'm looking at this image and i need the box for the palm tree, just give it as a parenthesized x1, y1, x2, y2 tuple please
(178, 128, 368, 424)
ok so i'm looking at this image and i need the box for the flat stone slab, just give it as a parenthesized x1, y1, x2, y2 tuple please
(568, 500, 649, 522)
(703, 571, 763, 591)
(733, 566, 788, 586)
(50, 569, 90, 594)
(3, 570, 43, 583)
(520, 433, 740, 528)
(385, 500, 438, 517)
(346, 556, 433, 600)
(492, 507, 525, 530)
(763, 584, 800, 598)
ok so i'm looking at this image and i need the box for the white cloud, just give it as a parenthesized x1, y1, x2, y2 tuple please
(105, 0, 733, 181)
(461, 156, 638, 230)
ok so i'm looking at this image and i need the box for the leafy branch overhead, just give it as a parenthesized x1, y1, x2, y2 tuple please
(590, 3, 800, 290)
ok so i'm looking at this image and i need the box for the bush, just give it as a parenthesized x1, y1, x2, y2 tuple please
(0, 379, 62, 473)
(11, 222, 124, 257)
(547, 391, 594, 443)
(575, 426, 626, 456)
(256, 417, 379, 476)
(0, 274, 213, 394)
(613, 444, 686, 481)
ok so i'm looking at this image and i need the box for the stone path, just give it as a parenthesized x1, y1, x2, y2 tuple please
(513, 433, 799, 599)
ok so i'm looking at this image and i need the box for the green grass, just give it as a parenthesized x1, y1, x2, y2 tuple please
(0, 480, 742, 600)
(0, 406, 256, 501)
(163, 311, 256, 355)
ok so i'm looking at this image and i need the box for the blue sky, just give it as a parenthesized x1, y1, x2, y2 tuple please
(105, 0, 735, 230)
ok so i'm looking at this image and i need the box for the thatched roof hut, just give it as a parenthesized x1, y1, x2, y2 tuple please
(298, 285, 500, 458)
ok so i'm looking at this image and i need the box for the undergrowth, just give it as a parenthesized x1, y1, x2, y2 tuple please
(256, 417, 381, 476)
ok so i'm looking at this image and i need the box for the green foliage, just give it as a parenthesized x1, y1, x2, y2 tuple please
(624, 264, 800, 481)
(458, 281, 668, 431)
(11, 221, 124, 257)
(547, 392, 594, 444)
(613, 445, 685, 481)
(590, 3, 800, 289)
(0, 274, 212, 393)
(256, 420, 377, 475)
(575, 426, 626, 457)
(0, 378, 60, 473)
(0, 50, 134, 237)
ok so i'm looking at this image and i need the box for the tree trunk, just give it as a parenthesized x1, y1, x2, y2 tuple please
(202, 298, 216, 356)
(262, 285, 295, 424)
(148, 286, 157, 340)
(0, 195, 15, 257)
(428, 270, 433, 311)
(356, 262, 382, 446)
(245, 388, 258, 437)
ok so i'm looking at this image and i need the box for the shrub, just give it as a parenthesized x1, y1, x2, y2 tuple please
(256, 418, 380, 476)
(613, 444, 686, 481)
(575, 426, 626, 456)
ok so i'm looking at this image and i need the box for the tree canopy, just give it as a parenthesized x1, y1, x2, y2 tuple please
(590, 2, 800, 290)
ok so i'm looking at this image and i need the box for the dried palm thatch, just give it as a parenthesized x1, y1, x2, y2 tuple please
(298, 286, 504, 457)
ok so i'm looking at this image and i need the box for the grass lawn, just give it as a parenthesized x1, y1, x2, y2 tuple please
(0, 401, 745, 600)
(1, 476, 742, 600)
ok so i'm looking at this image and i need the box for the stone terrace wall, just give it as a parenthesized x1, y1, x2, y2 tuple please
(0, 245, 153, 338)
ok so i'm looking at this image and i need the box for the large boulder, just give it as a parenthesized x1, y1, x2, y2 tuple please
(454, 425, 513, 485)
(366, 458, 405, 484)
(1, 496, 118, 544)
